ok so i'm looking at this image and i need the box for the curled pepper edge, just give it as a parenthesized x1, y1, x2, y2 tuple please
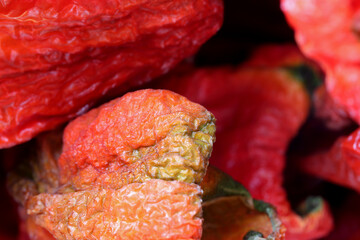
(201, 166, 286, 240)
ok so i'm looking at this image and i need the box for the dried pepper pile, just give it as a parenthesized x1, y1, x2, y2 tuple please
(0, 0, 223, 148)
(151, 45, 333, 240)
(281, 1, 360, 239)
(7, 89, 284, 240)
(281, 0, 360, 192)
(8, 89, 214, 239)
(2, 0, 360, 240)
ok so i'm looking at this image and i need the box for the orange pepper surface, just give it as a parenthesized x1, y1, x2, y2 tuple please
(0, 0, 223, 149)
(151, 45, 333, 240)
(8, 89, 215, 240)
(25, 180, 203, 240)
(58, 89, 216, 190)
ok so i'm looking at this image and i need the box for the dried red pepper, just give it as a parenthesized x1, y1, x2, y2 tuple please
(26, 180, 203, 240)
(281, 0, 360, 124)
(8, 89, 216, 239)
(151, 45, 333, 240)
(0, 0, 223, 149)
(8, 88, 291, 240)
(58, 89, 216, 190)
(8, 138, 288, 240)
(201, 166, 286, 240)
(302, 128, 360, 193)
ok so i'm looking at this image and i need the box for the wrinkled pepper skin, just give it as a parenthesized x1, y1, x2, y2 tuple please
(58, 89, 216, 190)
(151, 45, 333, 240)
(26, 180, 203, 240)
(302, 128, 360, 193)
(201, 166, 286, 240)
(8, 89, 215, 240)
(0, 0, 223, 149)
(8, 128, 289, 240)
(281, 0, 360, 124)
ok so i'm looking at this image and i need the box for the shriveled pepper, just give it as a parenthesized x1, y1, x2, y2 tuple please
(281, 0, 360, 124)
(302, 128, 360, 193)
(8, 88, 291, 240)
(151, 45, 333, 240)
(8, 89, 215, 240)
(8, 134, 289, 240)
(0, 0, 223, 149)
(201, 166, 286, 240)
(25, 180, 203, 240)
(58, 89, 216, 190)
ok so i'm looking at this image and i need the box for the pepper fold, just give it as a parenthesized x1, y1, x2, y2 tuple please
(151, 45, 333, 240)
(302, 128, 360, 193)
(201, 166, 286, 240)
(8, 89, 215, 240)
(281, 0, 360, 125)
(0, 0, 223, 148)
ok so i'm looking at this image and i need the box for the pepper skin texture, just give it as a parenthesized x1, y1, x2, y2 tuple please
(281, 0, 360, 125)
(8, 89, 215, 240)
(25, 180, 202, 240)
(0, 0, 223, 149)
(302, 128, 360, 193)
(58, 89, 215, 190)
(201, 166, 286, 240)
(151, 45, 333, 240)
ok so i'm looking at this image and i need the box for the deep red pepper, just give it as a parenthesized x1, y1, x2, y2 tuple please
(0, 0, 223, 149)
(302, 128, 360, 193)
(281, 0, 360, 125)
(151, 45, 333, 240)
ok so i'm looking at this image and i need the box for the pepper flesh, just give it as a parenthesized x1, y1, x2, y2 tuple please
(25, 179, 202, 240)
(302, 128, 360, 193)
(281, 0, 360, 124)
(8, 127, 288, 240)
(201, 166, 286, 240)
(151, 45, 333, 240)
(8, 89, 216, 240)
(0, 0, 223, 149)
(58, 89, 216, 190)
